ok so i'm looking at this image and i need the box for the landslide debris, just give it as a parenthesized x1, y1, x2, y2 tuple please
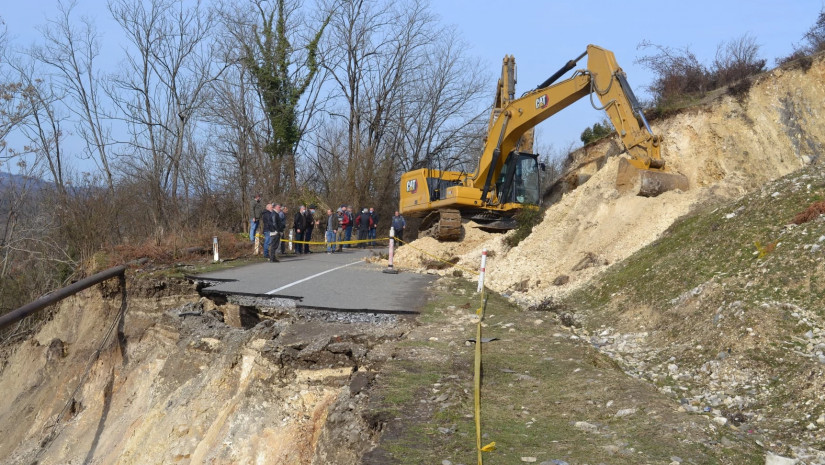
(394, 52, 825, 307)
(558, 164, 825, 464)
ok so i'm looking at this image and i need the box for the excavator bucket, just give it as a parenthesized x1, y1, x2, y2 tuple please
(615, 158, 689, 197)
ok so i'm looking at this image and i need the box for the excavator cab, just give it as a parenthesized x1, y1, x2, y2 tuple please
(495, 152, 542, 205)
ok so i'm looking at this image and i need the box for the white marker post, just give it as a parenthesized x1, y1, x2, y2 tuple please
(383, 227, 398, 274)
(212, 236, 219, 262)
(288, 230, 294, 252)
(477, 248, 487, 292)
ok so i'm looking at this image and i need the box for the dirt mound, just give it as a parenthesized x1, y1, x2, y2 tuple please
(394, 156, 702, 301)
(393, 221, 505, 271)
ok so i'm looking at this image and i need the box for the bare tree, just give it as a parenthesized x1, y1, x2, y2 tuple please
(0, 21, 35, 159)
(108, 0, 224, 235)
(317, 0, 487, 211)
(321, 0, 434, 207)
(13, 60, 69, 197)
(204, 60, 269, 232)
(34, 0, 117, 193)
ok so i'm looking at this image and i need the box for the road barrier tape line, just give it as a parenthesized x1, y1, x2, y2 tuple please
(279, 237, 391, 246)
(393, 238, 480, 276)
(265, 259, 364, 294)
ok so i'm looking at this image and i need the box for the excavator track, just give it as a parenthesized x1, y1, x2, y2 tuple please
(419, 208, 462, 241)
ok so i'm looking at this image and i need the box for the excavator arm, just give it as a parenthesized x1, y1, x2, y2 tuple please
(470, 44, 687, 201)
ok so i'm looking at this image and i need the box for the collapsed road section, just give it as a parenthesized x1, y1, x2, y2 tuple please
(188, 248, 435, 316)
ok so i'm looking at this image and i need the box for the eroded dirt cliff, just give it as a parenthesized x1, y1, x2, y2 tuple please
(0, 276, 406, 464)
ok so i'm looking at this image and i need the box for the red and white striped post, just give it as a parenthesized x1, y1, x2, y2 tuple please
(383, 226, 398, 274)
(477, 248, 487, 292)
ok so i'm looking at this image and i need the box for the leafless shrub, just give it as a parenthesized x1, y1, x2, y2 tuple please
(792, 201, 825, 225)
(636, 41, 709, 108)
(803, 9, 825, 53)
(637, 35, 766, 111)
(711, 34, 765, 89)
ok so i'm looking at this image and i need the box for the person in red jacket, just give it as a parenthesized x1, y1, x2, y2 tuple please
(339, 205, 352, 249)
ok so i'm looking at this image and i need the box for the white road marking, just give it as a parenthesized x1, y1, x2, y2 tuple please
(265, 260, 364, 295)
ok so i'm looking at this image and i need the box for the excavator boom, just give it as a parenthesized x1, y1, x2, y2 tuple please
(470, 44, 687, 199)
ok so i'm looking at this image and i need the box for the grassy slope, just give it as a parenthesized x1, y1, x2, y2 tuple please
(364, 278, 763, 464)
(560, 163, 825, 454)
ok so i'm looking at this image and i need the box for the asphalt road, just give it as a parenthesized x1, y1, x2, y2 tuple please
(191, 248, 435, 314)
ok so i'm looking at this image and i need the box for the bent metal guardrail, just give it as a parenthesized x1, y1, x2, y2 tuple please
(0, 265, 127, 331)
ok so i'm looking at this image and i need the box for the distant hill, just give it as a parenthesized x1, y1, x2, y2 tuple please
(0, 172, 52, 191)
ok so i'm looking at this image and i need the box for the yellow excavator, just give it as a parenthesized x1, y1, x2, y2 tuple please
(399, 44, 688, 240)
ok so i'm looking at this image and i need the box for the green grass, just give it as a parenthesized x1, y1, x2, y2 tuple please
(367, 278, 765, 464)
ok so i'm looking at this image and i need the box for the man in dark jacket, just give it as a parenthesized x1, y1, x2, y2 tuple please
(271, 204, 286, 261)
(368, 207, 378, 246)
(261, 203, 279, 262)
(277, 205, 287, 254)
(293, 205, 308, 254)
(250, 194, 263, 243)
(303, 205, 317, 253)
(391, 210, 406, 245)
(355, 208, 373, 249)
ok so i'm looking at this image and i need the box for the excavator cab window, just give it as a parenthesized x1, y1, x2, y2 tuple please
(496, 152, 541, 205)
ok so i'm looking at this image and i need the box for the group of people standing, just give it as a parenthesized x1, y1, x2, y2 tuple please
(249, 195, 407, 260)
(323, 205, 377, 252)
(249, 195, 319, 262)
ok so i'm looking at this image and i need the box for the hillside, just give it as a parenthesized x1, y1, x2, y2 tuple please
(394, 53, 825, 305)
(554, 163, 825, 462)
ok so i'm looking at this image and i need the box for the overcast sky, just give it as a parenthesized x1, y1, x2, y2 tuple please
(2, 0, 823, 170)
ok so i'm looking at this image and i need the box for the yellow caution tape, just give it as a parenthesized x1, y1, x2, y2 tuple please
(480, 442, 496, 452)
(272, 237, 391, 246)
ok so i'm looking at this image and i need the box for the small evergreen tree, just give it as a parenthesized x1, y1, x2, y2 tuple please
(580, 121, 612, 145)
